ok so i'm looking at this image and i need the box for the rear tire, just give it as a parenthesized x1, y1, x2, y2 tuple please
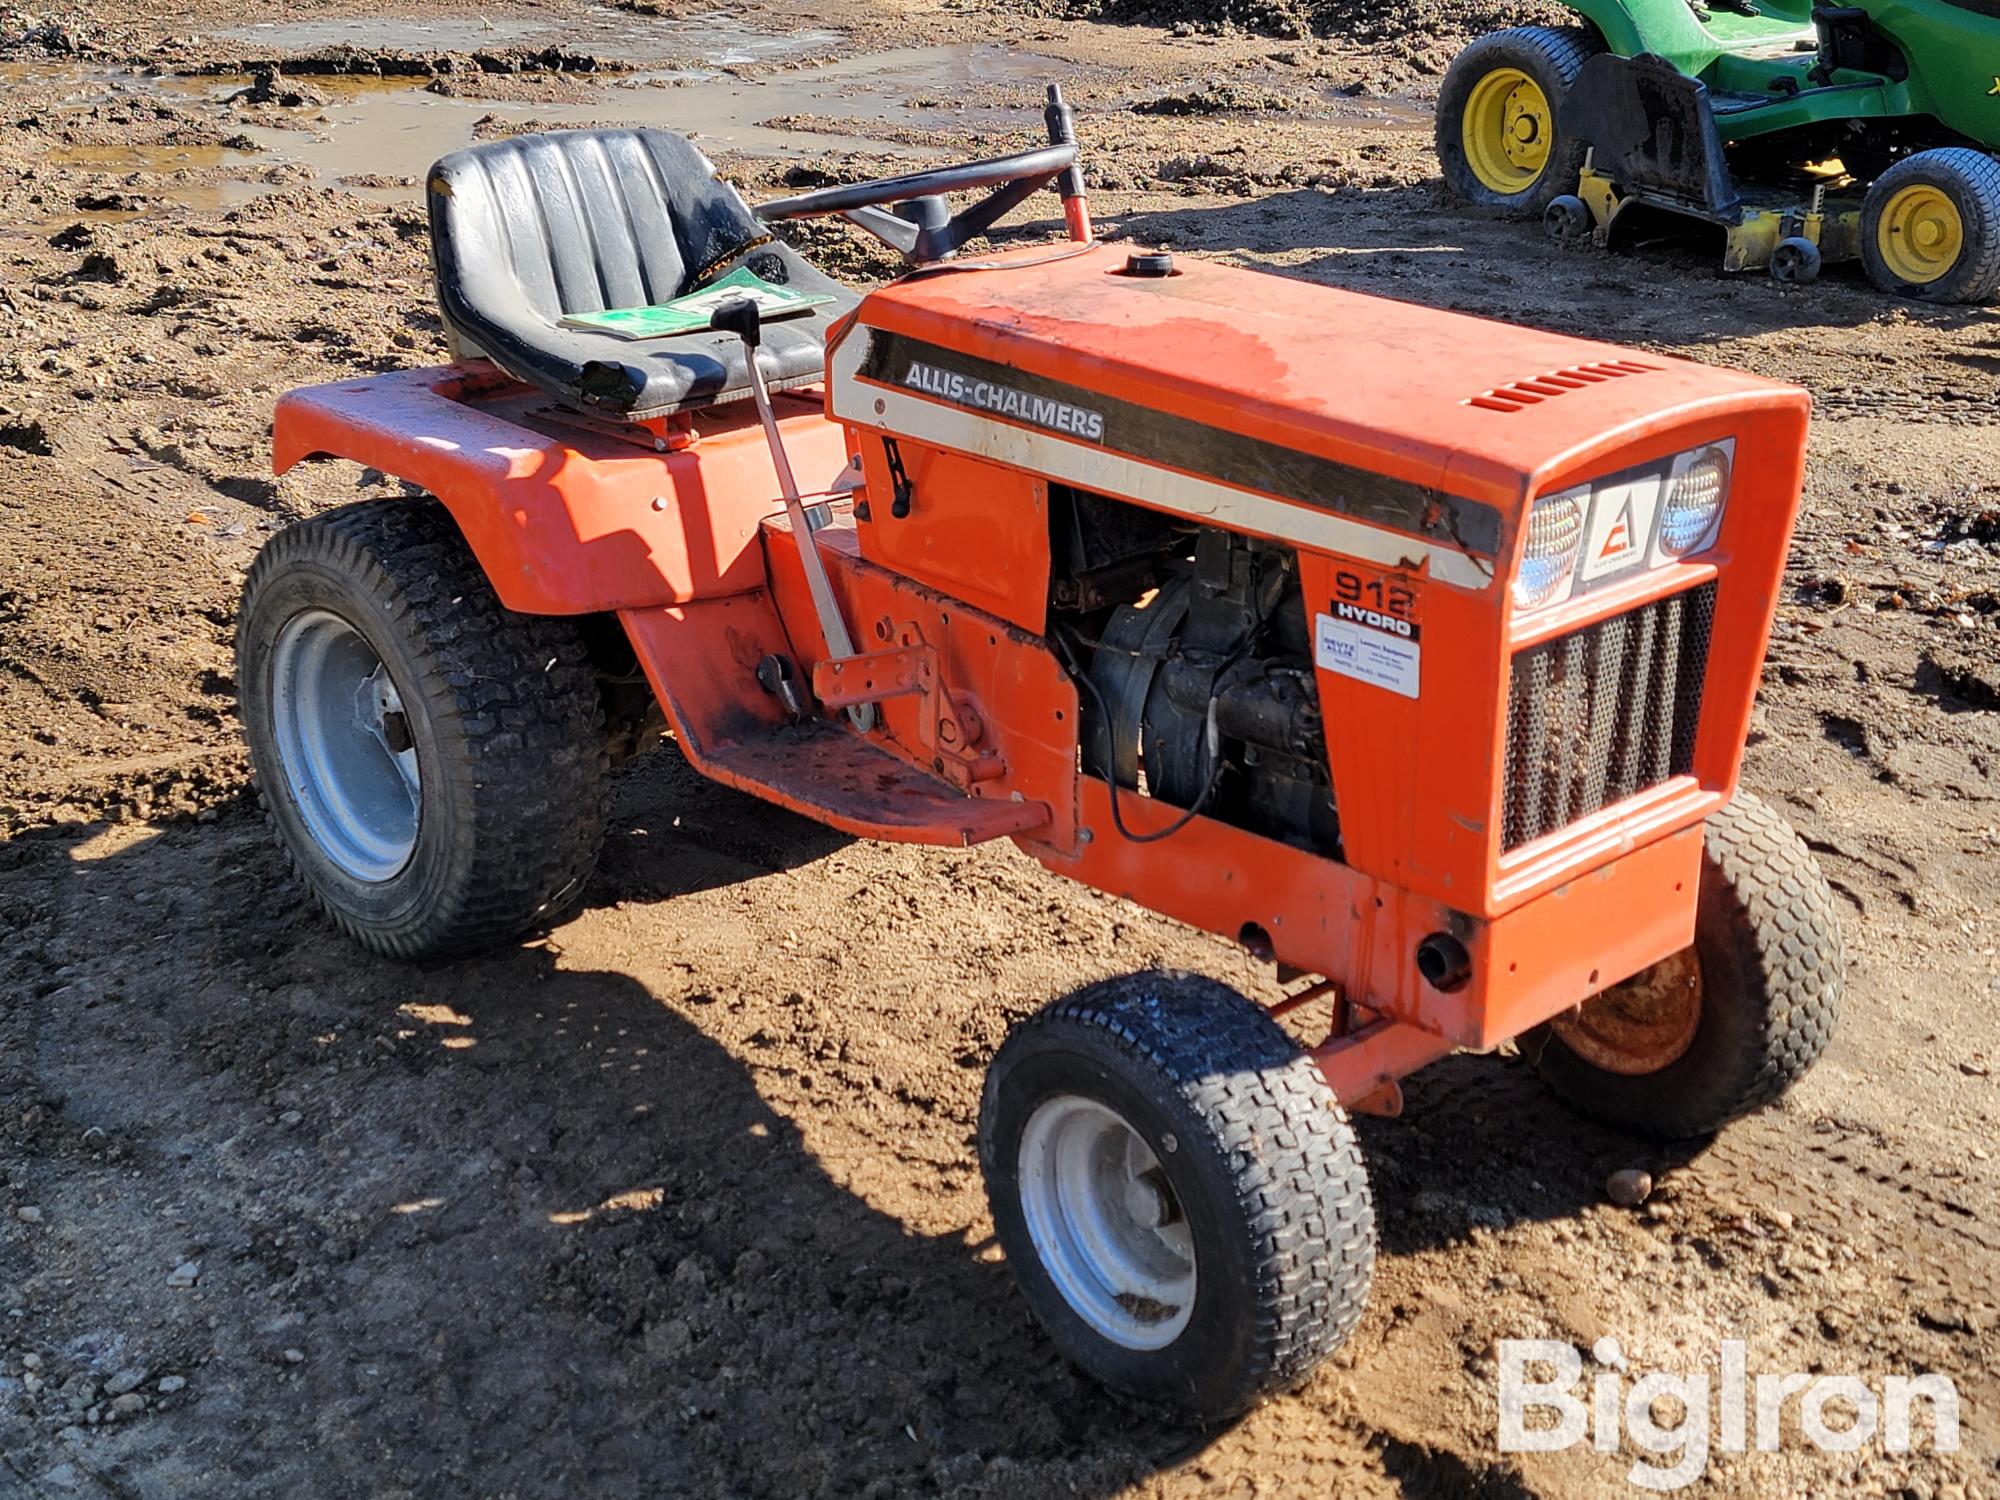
(1861, 148, 2000, 304)
(1524, 791, 1843, 1141)
(979, 971, 1376, 1421)
(1437, 27, 1604, 217)
(237, 499, 610, 959)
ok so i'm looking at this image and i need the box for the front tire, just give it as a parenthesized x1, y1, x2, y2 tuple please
(1544, 193, 1594, 243)
(1437, 27, 1604, 217)
(1770, 236, 1823, 286)
(979, 971, 1376, 1421)
(237, 499, 610, 959)
(1524, 791, 1843, 1141)
(1861, 148, 2000, 304)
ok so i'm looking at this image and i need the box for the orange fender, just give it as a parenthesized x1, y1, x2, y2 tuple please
(272, 363, 853, 615)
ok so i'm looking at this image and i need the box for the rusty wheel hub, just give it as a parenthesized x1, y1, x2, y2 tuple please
(1549, 948, 1703, 1076)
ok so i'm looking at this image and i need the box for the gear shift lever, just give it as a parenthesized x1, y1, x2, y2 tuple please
(710, 298, 875, 732)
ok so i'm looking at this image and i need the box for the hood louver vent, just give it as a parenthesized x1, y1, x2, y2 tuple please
(1468, 361, 1662, 414)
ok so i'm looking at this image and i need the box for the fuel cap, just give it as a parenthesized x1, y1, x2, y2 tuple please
(1122, 250, 1174, 277)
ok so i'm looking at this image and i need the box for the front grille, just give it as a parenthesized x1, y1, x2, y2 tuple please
(1501, 583, 1717, 851)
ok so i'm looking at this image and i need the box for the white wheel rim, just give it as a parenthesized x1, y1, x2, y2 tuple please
(1016, 1095, 1197, 1351)
(268, 609, 421, 884)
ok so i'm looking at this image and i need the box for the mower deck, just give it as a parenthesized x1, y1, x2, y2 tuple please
(1575, 162, 1864, 274)
(1445, 5, 2000, 298)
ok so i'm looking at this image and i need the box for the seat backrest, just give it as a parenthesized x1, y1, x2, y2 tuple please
(428, 128, 765, 331)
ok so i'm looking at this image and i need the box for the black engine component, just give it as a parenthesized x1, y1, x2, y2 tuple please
(1074, 525, 1339, 856)
(1050, 484, 1190, 613)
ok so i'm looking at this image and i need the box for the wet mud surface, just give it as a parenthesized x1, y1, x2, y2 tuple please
(2, 1, 1998, 1496)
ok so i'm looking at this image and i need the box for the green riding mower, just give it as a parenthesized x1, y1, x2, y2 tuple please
(1437, 0, 2000, 302)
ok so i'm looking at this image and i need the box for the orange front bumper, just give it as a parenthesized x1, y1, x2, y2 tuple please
(1040, 778, 1703, 1057)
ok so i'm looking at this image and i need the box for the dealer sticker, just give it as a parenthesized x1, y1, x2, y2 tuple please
(1315, 603, 1421, 699)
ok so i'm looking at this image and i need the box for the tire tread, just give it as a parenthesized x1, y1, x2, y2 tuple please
(1436, 25, 1605, 216)
(1528, 790, 1843, 1140)
(1862, 148, 2000, 305)
(984, 972, 1375, 1418)
(238, 499, 610, 959)
(1698, 791, 1845, 1122)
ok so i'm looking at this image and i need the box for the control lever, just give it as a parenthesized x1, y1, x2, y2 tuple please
(709, 298, 876, 732)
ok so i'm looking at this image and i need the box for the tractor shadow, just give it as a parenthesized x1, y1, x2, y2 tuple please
(0, 806, 1243, 1499)
(1357, 1050, 1707, 1257)
(3, 746, 1732, 1497)
(590, 739, 855, 905)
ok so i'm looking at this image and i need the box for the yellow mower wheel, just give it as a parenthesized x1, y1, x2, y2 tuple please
(1875, 185, 1963, 286)
(1463, 69, 1554, 196)
(1437, 26, 1603, 218)
(1861, 148, 2000, 304)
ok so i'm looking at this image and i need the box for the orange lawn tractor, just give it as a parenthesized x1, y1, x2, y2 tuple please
(237, 91, 1844, 1421)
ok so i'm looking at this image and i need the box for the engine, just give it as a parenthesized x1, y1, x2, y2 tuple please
(1050, 486, 1340, 857)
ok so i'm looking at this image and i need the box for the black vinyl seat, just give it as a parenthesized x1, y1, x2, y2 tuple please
(427, 128, 856, 421)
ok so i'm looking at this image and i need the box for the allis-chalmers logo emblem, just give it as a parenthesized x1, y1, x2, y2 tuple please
(1598, 495, 1638, 562)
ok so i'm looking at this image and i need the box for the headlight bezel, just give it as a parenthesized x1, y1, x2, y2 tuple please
(1512, 439, 1735, 614)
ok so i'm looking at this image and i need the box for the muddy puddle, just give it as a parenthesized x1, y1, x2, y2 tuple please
(214, 16, 558, 53)
(26, 38, 1068, 224)
(1320, 92, 1428, 132)
(36, 141, 265, 220)
(220, 40, 1060, 179)
(22, 23, 1425, 233)
(44, 141, 251, 172)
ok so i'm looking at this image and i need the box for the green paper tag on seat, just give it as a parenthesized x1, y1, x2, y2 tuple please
(559, 266, 834, 339)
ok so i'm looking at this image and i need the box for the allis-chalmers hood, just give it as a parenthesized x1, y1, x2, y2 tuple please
(827, 241, 1803, 591)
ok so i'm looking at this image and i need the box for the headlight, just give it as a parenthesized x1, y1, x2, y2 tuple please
(1657, 445, 1731, 557)
(1516, 439, 1737, 612)
(1513, 492, 1585, 611)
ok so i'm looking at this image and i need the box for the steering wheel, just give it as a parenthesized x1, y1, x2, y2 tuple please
(756, 143, 1083, 265)
(759, 145, 1077, 222)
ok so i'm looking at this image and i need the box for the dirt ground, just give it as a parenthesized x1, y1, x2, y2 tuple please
(2, 0, 1998, 1495)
